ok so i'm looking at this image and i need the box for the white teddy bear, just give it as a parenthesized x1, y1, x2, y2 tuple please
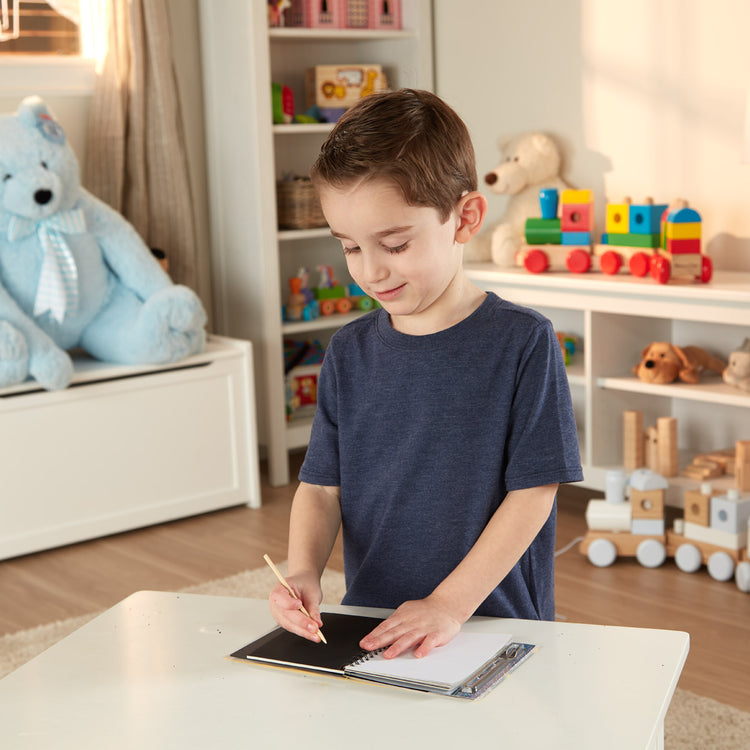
(464, 132, 570, 266)
(723, 338, 750, 392)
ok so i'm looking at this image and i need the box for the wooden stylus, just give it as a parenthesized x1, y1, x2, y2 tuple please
(264, 554, 327, 644)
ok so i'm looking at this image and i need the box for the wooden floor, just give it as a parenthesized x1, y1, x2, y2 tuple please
(1, 452, 748, 712)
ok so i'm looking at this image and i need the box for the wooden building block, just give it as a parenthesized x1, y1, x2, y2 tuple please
(630, 488, 665, 519)
(629, 202, 668, 234)
(580, 530, 663, 558)
(683, 488, 711, 526)
(645, 425, 659, 472)
(657, 417, 678, 477)
(561, 203, 594, 232)
(623, 410, 643, 470)
(605, 202, 630, 234)
(736, 441, 750, 492)
(631, 518, 665, 535)
(666, 237, 701, 255)
(585, 499, 631, 532)
(665, 221, 701, 240)
(684, 521, 747, 551)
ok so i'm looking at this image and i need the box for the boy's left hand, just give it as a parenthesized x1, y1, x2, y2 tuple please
(359, 596, 462, 659)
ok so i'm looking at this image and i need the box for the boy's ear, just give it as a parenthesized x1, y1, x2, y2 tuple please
(454, 191, 487, 244)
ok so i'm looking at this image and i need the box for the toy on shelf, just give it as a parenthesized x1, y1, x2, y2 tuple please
(284, 337, 325, 421)
(278, 0, 402, 30)
(555, 331, 579, 366)
(517, 188, 594, 274)
(580, 411, 750, 592)
(594, 197, 712, 284)
(723, 338, 750, 393)
(305, 64, 387, 123)
(632, 341, 726, 385)
(464, 132, 571, 266)
(282, 266, 379, 322)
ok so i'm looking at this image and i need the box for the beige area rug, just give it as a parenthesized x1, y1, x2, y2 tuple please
(2, 565, 749, 749)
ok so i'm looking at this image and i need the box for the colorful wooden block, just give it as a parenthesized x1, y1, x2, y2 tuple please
(665, 221, 701, 240)
(629, 203, 669, 234)
(561, 189, 593, 204)
(666, 237, 701, 255)
(606, 203, 630, 234)
(602, 232, 661, 248)
(561, 203, 594, 232)
(666, 205, 701, 224)
(561, 231, 591, 245)
(524, 218, 561, 245)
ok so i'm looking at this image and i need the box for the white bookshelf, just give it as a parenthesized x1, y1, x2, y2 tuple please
(199, 0, 433, 485)
(464, 265, 750, 503)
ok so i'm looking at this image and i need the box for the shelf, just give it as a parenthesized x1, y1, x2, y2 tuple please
(278, 227, 331, 241)
(597, 374, 750, 407)
(273, 123, 334, 135)
(269, 28, 417, 41)
(282, 310, 369, 335)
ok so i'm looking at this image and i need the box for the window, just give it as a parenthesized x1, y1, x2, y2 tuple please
(0, 0, 81, 55)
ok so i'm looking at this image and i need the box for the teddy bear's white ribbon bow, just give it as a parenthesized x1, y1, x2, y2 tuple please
(7, 209, 86, 324)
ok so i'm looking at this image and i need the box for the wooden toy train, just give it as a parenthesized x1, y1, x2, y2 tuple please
(579, 428, 750, 593)
(519, 189, 713, 284)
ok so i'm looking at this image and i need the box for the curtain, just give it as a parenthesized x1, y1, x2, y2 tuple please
(83, 0, 199, 290)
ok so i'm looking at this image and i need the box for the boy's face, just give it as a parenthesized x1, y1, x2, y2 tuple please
(318, 178, 465, 333)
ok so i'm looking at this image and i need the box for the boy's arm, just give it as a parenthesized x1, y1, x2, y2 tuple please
(268, 481, 342, 641)
(359, 483, 558, 659)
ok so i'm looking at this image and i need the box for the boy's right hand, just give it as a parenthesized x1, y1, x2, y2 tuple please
(268, 571, 324, 642)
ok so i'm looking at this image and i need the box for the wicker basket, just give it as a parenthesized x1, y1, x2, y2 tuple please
(276, 177, 327, 230)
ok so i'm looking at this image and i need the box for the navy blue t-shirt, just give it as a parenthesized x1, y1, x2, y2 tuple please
(299, 292, 583, 620)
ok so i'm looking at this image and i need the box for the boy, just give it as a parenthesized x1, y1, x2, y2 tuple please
(270, 89, 582, 660)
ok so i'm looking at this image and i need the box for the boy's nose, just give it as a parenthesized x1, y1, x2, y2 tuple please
(360, 250, 388, 283)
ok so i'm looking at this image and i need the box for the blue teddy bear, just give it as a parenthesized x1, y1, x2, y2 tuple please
(0, 96, 207, 390)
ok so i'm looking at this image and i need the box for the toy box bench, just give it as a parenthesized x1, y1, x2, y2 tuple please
(0, 335, 260, 560)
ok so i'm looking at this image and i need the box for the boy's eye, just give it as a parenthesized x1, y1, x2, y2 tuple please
(342, 245, 360, 256)
(383, 242, 408, 254)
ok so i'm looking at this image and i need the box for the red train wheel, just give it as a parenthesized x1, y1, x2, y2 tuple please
(651, 256, 671, 284)
(566, 248, 591, 273)
(700, 255, 713, 283)
(523, 249, 548, 274)
(629, 252, 651, 277)
(599, 250, 622, 275)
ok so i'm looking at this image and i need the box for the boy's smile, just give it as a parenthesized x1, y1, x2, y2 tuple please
(319, 179, 484, 335)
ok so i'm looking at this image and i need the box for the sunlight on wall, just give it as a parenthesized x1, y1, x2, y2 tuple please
(580, 0, 750, 268)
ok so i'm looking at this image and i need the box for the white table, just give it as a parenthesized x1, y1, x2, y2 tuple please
(0, 592, 689, 750)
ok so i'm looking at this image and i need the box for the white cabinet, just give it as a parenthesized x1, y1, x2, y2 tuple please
(464, 264, 750, 505)
(0, 336, 261, 559)
(199, 1, 433, 485)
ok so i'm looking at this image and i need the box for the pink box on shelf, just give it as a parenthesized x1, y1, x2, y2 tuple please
(367, 0, 401, 30)
(287, 0, 345, 29)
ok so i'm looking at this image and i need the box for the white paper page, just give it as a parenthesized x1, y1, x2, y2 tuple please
(346, 631, 512, 690)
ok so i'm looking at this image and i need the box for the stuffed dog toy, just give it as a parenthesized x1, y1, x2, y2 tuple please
(633, 342, 726, 384)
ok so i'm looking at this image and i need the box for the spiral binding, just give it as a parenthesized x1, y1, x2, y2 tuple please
(349, 646, 387, 666)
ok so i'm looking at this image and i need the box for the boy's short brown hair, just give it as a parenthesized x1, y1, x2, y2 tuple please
(310, 89, 477, 223)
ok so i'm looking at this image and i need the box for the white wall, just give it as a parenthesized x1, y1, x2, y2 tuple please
(434, 0, 750, 271)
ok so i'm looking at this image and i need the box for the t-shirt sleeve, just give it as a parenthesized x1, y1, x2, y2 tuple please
(502, 318, 583, 490)
(298, 345, 342, 487)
